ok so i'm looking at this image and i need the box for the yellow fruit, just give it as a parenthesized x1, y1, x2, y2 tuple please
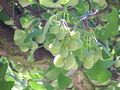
(94, 49, 100, 63)
(96, 47, 103, 60)
(32, 42, 38, 51)
(70, 31, 80, 40)
(48, 41, 60, 55)
(79, 54, 85, 61)
(63, 54, 76, 70)
(83, 53, 94, 69)
(59, 49, 69, 58)
(49, 24, 60, 34)
(54, 55, 64, 67)
(77, 39, 83, 49)
(43, 42, 49, 50)
(35, 35, 45, 43)
(56, 31, 66, 40)
(67, 39, 79, 51)
(114, 60, 120, 68)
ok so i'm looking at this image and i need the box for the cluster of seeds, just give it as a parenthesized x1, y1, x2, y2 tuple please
(34, 19, 103, 70)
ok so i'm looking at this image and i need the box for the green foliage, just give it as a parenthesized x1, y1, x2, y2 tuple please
(95, 8, 119, 40)
(0, 0, 120, 89)
(46, 68, 60, 80)
(0, 58, 8, 80)
(0, 80, 14, 90)
(63, 54, 77, 70)
(57, 74, 71, 89)
(85, 60, 114, 82)
(0, 10, 10, 21)
(14, 30, 33, 52)
(18, 0, 36, 7)
(20, 15, 36, 29)
(0, 57, 14, 90)
(29, 81, 46, 90)
(54, 54, 64, 67)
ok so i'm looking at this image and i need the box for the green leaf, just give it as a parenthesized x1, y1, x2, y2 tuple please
(115, 42, 120, 56)
(40, 0, 62, 8)
(25, 29, 43, 40)
(0, 80, 14, 90)
(24, 38, 33, 48)
(30, 72, 43, 79)
(43, 14, 58, 35)
(75, 1, 88, 15)
(0, 63, 8, 80)
(5, 74, 15, 82)
(93, 0, 107, 6)
(19, 0, 36, 7)
(23, 86, 32, 90)
(0, 10, 10, 21)
(57, 74, 71, 89)
(65, 0, 79, 7)
(24, 30, 41, 46)
(14, 30, 33, 51)
(14, 30, 27, 46)
(75, 56, 82, 66)
(44, 83, 54, 90)
(95, 70, 112, 82)
(4, 19, 14, 25)
(95, 8, 119, 40)
(29, 81, 46, 90)
(20, 15, 36, 29)
(46, 68, 60, 80)
(102, 48, 112, 60)
(104, 8, 119, 37)
(41, 12, 51, 20)
(46, 33, 56, 42)
(60, 0, 70, 5)
(85, 60, 114, 82)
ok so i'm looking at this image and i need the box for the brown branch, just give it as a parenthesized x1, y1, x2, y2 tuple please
(84, 0, 112, 28)
(0, 50, 7, 56)
(71, 69, 95, 90)
(80, 6, 112, 30)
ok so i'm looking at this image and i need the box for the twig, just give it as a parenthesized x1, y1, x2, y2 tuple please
(79, 6, 111, 30)
(83, 0, 112, 29)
